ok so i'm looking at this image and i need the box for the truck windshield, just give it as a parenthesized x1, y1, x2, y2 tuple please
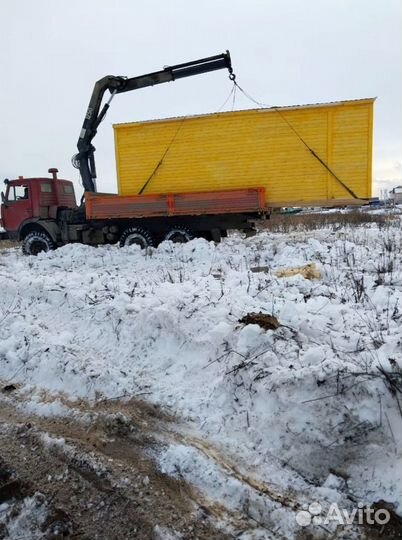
(7, 185, 29, 201)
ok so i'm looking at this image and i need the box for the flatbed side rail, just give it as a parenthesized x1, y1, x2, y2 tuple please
(85, 188, 266, 220)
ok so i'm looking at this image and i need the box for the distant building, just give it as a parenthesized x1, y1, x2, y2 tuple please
(389, 185, 402, 204)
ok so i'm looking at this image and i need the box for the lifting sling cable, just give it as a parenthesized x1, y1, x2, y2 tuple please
(217, 84, 236, 112)
(138, 118, 186, 195)
(138, 71, 237, 195)
(232, 80, 363, 200)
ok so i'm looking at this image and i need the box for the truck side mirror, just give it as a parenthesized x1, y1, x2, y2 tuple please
(1, 192, 5, 204)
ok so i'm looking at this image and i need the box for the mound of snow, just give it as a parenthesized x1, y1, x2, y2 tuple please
(1, 224, 401, 535)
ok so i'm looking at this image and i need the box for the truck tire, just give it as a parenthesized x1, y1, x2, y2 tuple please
(119, 227, 154, 249)
(22, 231, 54, 256)
(164, 226, 194, 243)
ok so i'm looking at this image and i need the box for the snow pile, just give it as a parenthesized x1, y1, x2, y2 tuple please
(0, 494, 49, 539)
(1, 222, 402, 535)
(153, 525, 182, 539)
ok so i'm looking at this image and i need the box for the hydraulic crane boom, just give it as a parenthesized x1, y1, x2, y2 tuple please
(73, 51, 234, 193)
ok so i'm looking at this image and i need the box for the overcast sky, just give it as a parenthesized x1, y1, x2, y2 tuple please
(1, 0, 401, 197)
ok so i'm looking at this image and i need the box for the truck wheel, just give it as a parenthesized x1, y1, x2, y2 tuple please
(119, 227, 154, 248)
(164, 226, 194, 243)
(22, 231, 54, 256)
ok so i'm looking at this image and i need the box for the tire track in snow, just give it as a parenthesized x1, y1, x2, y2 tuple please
(0, 388, 306, 538)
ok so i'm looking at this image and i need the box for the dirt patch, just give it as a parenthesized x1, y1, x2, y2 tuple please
(0, 397, 231, 540)
(239, 312, 281, 330)
(363, 500, 402, 540)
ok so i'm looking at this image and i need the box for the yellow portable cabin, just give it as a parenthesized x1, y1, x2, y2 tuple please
(113, 98, 374, 207)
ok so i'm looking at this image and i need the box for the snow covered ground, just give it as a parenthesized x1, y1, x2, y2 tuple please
(1, 220, 402, 538)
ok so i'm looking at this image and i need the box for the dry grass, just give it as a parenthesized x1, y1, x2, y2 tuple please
(0, 240, 20, 250)
(259, 210, 396, 233)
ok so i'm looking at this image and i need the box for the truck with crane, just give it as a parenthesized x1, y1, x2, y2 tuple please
(0, 51, 373, 255)
(1, 51, 265, 255)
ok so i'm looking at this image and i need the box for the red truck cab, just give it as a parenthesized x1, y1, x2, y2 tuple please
(1, 168, 77, 249)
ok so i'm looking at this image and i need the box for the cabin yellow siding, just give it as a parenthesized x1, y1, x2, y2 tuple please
(114, 99, 373, 204)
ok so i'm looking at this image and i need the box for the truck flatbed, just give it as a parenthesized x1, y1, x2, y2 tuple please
(85, 188, 266, 220)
